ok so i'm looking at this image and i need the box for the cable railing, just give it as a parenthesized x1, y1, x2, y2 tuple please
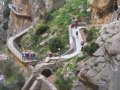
(7, 25, 38, 63)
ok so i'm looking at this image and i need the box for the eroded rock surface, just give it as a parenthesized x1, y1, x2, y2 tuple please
(88, 0, 118, 24)
(75, 20, 120, 90)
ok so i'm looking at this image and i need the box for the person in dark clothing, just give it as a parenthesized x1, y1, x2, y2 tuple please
(75, 16, 78, 28)
(48, 51, 52, 58)
(71, 17, 75, 28)
(32, 52, 35, 60)
(76, 31, 78, 37)
(25, 51, 29, 60)
(116, 7, 120, 20)
(81, 41, 84, 51)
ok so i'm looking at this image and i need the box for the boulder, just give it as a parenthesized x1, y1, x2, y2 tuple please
(93, 46, 105, 57)
(94, 62, 107, 72)
(105, 32, 120, 55)
(86, 57, 97, 66)
(85, 69, 98, 78)
(94, 57, 106, 64)
(0, 54, 8, 61)
(72, 80, 93, 90)
(64, 71, 75, 80)
(95, 36, 103, 46)
(116, 54, 120, 61)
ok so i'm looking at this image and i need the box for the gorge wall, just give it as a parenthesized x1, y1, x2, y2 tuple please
(8, 0, 66, 36)
(73, 20, 120, 90)
(88, 0, 118, 24)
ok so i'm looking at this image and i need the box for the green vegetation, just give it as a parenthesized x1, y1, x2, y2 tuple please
(55, 56, 87, 90)
(49, 37, 64, 53)
(0, 61, 25, 90)
(82, 27, 99, 55)
(21, 0, 90, 61)
(16, 0, 100, 89)
(44, 12, 53, 22)
(83, 42, 99, 56)
(35, 24, 49, 35)
(86, 28, 98, 42)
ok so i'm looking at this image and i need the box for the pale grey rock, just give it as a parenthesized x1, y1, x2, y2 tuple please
(95, 62, 107, 72)
(72, 80, 92, 90)
(76, 16, 120, 90)
(64, 71, 75, 80)
(78, 68, 88, 78)
(0, 54, 8, 61)
(77, 61, 85, 71)
(85, 69, 97, 78)
(105, 32, 120, 55)
(116, 54, 120, 61)
(99, 64, 111, 81)
(101, 34, 111, 41)
(41, 33, 48, 38)
(93, 46, 105, 57)
(94, 57, 106, 64)
(85, 64, 92, 70)
(95, 36, 103, 46)
(86, 57, 97, 66)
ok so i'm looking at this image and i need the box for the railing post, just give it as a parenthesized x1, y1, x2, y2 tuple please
(112, 65, 120, 90)
(98, 79, 107, 90)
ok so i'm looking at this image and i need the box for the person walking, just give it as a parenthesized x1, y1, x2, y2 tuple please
(25, 51, 29, 60)
(31, 52, 35, 60)
(48, 51, 52, 57)
(29, 52, 32, 60)
(74, 16, 78, 28)
(116, 6, 120, 20)
(76, 31, 78, 37)
(81, 41, 84, 51)
(22, 51, 25, 60)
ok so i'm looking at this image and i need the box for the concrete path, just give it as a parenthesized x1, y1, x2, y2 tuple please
(8, 4, 31, 18)
(49, 26, 86, 62)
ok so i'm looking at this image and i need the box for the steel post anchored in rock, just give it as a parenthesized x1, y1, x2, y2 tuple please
(112, 65, 120, 90)
(98, 79, 107, 90)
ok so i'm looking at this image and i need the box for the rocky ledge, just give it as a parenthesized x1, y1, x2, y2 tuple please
(73, 20, 120, 90)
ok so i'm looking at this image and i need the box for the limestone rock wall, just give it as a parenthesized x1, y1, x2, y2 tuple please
(8, 0, 66, 36)
(88, 0, 118, 24)
(45, 0, 66, 12)
(74, 20, 120, 90)
(8, 0, 32, 36)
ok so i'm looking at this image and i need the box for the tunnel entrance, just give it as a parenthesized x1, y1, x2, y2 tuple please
(41, 69, 52, 77)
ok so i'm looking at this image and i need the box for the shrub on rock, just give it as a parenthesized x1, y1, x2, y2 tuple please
(49, 37, 64, 53)
(83, 42, 99, 56)
(35, 24, 49, 35)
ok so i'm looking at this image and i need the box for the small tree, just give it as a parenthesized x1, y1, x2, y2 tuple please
(83, 42, 99, 56)
(86, 28, 98, 42)
(1, 61, 13, 78)
(49, 37, 64, 53)
(35, 24, 49, 35)
(44, 12, 53, 23)
(86, 30, 94, 42)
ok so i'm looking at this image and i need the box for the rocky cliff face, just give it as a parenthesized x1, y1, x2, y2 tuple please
(73, 20, 120, 90)
(8, 0, 32, 36)
(88, 0, 118, 24)
(8, 0, 66, 36)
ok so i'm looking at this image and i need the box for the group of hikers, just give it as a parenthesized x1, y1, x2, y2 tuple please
(44, 51, 53, 62)
(22, 51, 35, 60)
(71, 16, 79, 37)
(71, 16, 78, 29)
